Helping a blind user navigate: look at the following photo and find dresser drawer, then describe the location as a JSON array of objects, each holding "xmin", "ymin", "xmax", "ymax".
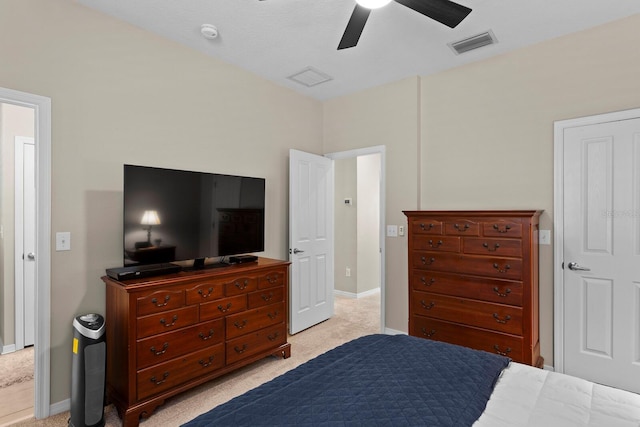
[
  {"xmin": 411, "ymin": 316, "xmax": 524, "ymax": 361},
  {"xmin": 224, "ymin": 276, "xmax": 258, "ymax": 296},
  {"xmin": 248, "ymin": 287, "xmax": 284, "ymax": 308},
  {"xmin": 410, "ymin": 270, "xmax": 523, "ymax": 306},
  {"xmin": 136, "ymin": 343, "xmax": 225, "ymax": 401},
  {"xmin": 409, "ymin": 218, "xmax": 443, "ymax": 235},
  {"xmin": 444, "ymin": 220, "xmax": 480, "ymax": 236},
  {"xmin": 136, "ymin": 319, "xmax": 224, "ymax": 369},
  {"xmin": 410, "ymin": 252, "xmax": 459, "ymax": 272},
  {"xmin": 185, "ymin": 281, "xmax": 224, "ymax": 305},
  {"xmin": 463, "ymin": 238, "xmax": 522, "ymax": 257},
  {"xmin": 226, "ymin": 302, "xmax": 285, "ymax": 339},
  {"xmin": 413, "ymin": 236, "xmax": 460, "ymax": 253},
  {"xmin": 137, "ymin": 306, "xmax": 198, "ymax": 339},
  {"xmin": 411, "ymin": 291, "xmax": 523, "ymax": 335},
  {"xmin": 457, "ymin": 255, "xmax": 523, "ymax": 280},
  {"xmin": 200, "ymin": 294, "xmax": 247, "ymax": 321},
  {"xmin": 137, "ymin": 289, "xmax": 185, "ymax": 316},
  {"xmin": 226, "ymin": 324, "xmax": 286, "ymax": 365},
  {"xmin": 482, "ymin": 220, "xmax": 523, "ymax": 238},
  {"xmin": 258, "ymin": 270, "xmax": 285, "ymax": 289}
]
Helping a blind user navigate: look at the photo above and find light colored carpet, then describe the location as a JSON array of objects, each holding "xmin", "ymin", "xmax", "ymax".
[
  {"xmin": 0, "ymin": 347, "xmax": 34, "ymax": 389},
  {"xmin": 16, "ymin": 292, "xmax": 381, "ymax": 426}
]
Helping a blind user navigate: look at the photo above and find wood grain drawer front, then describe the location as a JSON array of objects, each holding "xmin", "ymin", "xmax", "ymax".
[
  {"xmin": 413, "ymin": 236, "xmax": 460, "ymax": 253},
  {"xmin": 185, "ymin": 282, "xmax": 224, "ymax": 305},
  {"xmin": 137, "ymin": 306, "xmax": 198, "ymax": 339},
  {"xmin": 411, "ymin": 291, "xmax": 523, "ymax": 335},
  {"xmin": 457, "ymin": 255, "xmax": 523, "ymax": 280},
  {"xmin": 136, "ymin": 319, "xmax": 224, "ymax": 369},
  {"xmin": 410, "ymin": 218, "xmax": 443, "ymax": 235},
  {"xmin": 445, "ymin": 220, "xmax": 479, "ymax": 236},
  {"xmin": 482, "ymin": 220, "xmax": 522, "ymax": 238},
  {"xmin": 463, "ymin": 238, "xmax": 522, "ymax": 257},
  {"xmin": 411, "ymin": 316, "xmax": 524, "ymax": 361},
  {"xmin": 224, "ymin": 276, "xmax": 258, "ymax": 296},
  {"xmin": 200, "ymin": 294, "xmax": 247, "ymax": 321},
  {"xmin": 225, "ymin": 302, "xmax": 285, "ymax": 339},
  {"xmin": 226, "ymin": 324, "xmax": 286, "ymax": 365},
  {"xmin": 258, "ymin": 270, "xmax": 285, "ymax": 289},
  {"xmin": 411, "ymin": 252, "xmax": 458, "ymax": 273},
  {"xmin": 136, "ymin": 343, "xmax": 225, "ymax": 401},
  {"xmin": 248, "ymin": 287, "xmax": 284, "ymax": 309},
  {"xmin": 410, "ymin": 271, "xmax": 523, "ymax": 306},
  {"xmin": 137, "ymin": 289, "xmax": 185, "ymax": 316}
]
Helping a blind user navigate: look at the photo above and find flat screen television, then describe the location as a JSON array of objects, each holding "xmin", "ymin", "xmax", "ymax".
[{"xmin": 123, "ymin": 164, "xmax": 265, "ymax": 268}]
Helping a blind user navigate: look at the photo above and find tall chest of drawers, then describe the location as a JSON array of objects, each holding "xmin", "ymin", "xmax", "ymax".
[
  {"xmin": 101, "ymin": 257, "xmax": 291, "ymax": 427},
  {"xmin": 403, "ymin": 211, "xmax": 543, "ymax": 367}
]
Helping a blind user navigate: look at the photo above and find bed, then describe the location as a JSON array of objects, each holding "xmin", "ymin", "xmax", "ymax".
[{"xmin": 182, "ymin": 334, "xmax": 640, "ymax": 426}]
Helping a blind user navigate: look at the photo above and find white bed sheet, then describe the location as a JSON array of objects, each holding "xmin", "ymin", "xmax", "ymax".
[{"xmin": 474, "ymin": 362, "xmax": 640, "ymax": 427}]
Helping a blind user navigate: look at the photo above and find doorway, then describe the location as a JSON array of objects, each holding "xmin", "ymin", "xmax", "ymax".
[
  {"xmin": 553, "ymin": 107, "xmax": 640, "ymax": 393},
  {"xmin": 0, "ymin": 87, "xmax": 52, "ymax": 419}
]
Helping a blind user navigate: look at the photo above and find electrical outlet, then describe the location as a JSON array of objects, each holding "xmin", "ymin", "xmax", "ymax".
[
  {"xmin": 56, "ymin": 231, "xmax": 71, "ymax": 251},
  {"xmin": 346, "ymin": 267, "xmax": 351, "ymax": 277}
]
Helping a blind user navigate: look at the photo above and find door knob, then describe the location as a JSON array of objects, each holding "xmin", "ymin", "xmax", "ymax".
[
  {"xmin": 27, "ymin": 252, "xmax": 36, "ymax": 260},
  {"xmin": 567, "ymin": 262, "xmax": 590, "ymax": 271},
  {"xmin": 293, "ymin": 248, "xmax": 305, "ymax": 254}
]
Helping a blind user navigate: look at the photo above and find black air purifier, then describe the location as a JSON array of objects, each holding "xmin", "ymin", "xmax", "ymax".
[{"xmin": 69, "ymin": 313, "xmax": 106, "ymax": 427}]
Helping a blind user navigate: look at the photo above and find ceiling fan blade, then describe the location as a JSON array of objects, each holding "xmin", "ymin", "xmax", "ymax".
[
  {"xmin": 338, "ymin": 4, "xmax": 371, "ymax": 50},
  {"xmin": 394, "ymin": 0, "xmax": 471, "ymax": 28}
]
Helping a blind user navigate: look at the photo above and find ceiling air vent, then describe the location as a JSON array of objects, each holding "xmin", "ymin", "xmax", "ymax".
[
  {"xmin": 449, "ymin": 30, "xmax": 497, "ymax": 55},
  {"xmin": 287, "ymin": 67, "xmax": 333, "ymax": 87}
]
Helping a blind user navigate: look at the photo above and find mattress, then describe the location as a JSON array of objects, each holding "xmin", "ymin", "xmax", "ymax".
[{"xmin": 474, "ymin": 362, "xmax": 640, "ymax": 427}]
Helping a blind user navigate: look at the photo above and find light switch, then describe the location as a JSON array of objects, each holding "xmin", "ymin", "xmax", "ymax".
[
  {"xmin": 56, "ymin": 232, "xmax": 71, "ymax": 251},
  {"xmin": 539, "ymin": 230, "xmax": 551, "ymax": 245},
  {"xmin": 387, "ymin": 225, "xmax": 398, "ymax": 237}
]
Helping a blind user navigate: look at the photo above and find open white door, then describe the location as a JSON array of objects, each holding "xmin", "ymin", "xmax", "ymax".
[{"xmin": 289, "ymin": 149, "xmax": 334, "ymax": 334}]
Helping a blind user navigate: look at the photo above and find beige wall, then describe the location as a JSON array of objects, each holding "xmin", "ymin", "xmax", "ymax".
[
  {"xmin": 356, "ymin": 153, "xmax": 380, "ymax": 294},
  {"xmin": 334, "ymin": 157, "xmax": 357, "ymax": 293},
  {"xmin": 0, "ymin": 0, "xmax": 322, "ymax": 403},
  {"xmin": 419, "ymin": 14, "xmax": 640, "ymax": 365}
]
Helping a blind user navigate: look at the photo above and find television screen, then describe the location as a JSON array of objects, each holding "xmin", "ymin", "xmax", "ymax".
[{"xmin": 123, "ymin": 164, "xmax": 265, "ymax": 267}]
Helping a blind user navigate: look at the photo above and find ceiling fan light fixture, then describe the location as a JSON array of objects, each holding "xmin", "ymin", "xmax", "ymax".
[{"xmin": 355, "ymin": 0, "xmax": 392, "ymax": 9}]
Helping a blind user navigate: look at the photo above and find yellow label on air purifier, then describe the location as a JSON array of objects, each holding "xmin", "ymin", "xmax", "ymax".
[{"xmin": 73, "ymin": 337, "xmax": 78, "ymax": 354}]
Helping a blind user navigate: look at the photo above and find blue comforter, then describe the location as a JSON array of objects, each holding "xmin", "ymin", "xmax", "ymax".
[{"xmin": 182, "ymin": 334, "xmax": 510, "ymax": 426}]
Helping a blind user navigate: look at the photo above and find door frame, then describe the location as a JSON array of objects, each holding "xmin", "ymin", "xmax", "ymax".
[
  {"xmin": 325, "ymin": 145, "xmax": 386, "ymax": 333},
  {"xmin": 0, "ymin": 87, "xmax": 52, "ymax": 419},
  {"xmin": 553, "ymin": 107, "xmax": 640, "ymax": 374}
]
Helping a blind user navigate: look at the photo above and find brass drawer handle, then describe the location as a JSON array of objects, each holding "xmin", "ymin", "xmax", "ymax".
[
  {"xmin": 234, "ymin": 280, "xmax": 249, "ymax": 290},
  {"xmin": 482, "ymin": 242, "xmax": 501, "ymax": 252},
  {"xmin": 493, "ymin": 313, "xmax": 512, "ymax": 324},
  {"xmin": 493, "ymin": 345, "xmax": 512, "ymax": 356},
  {"xmin": 234, "ymin": 344, "xmax": 247, "ymax": 354},
  {"xmin": 267, "ymin": 311, "xmax": 279, "ymax": 320},
  {"xmin": 261, "ymin": 292, "xmax": 274, "ymax": 302},
  {"xmin": 421, "ymin": 328, "xmax": 436, "ymax": 338},
  {"xmin": 150, "ymin": 372, "xmax": 169, "ymax": 385},
  {"xmin": 199, "ymin": 356, "xmax": 215, "ymax": 368},
  {"xmin": 493, "ymin": 287, "xmax": 512, "ymax": 297},
  {"xmin": 150, "ymin": 342, "xmax": 169, "ymax": 356},
  {"xmin": 420, "ymin": 300, "xmax": 435, "ymax": 310},
  {"xmin": 234, "ymin": 320, "xmax": 247, "ymax": 329},
  {"xmin": 151, "ymin": 295, "xmax": 170, "ymax": 307},
  {"xmin": 160, "ymin": 315, "xmax": 178, "ymax": 328},
  {"xmin": 493, "ymin": 263, "xmax": 511, "ymax": 274},
  {"xmin": 419, "ymin": 277, "xmax": 435, "ymax": 286},
  {"xmin": 453, "ymin": 223, "xmax": 470, "ymax": 232},
  {"xmin": 268, "ymin": 332, "xmax": 280, "ymax": 341},
  {"xmin": 420, "ymin": 256, "xmax": 436, "ymax": 265},
  {"xmin": 218, "ymin": 303, "xmax": 232, "ymax": 313},
  {"xmin": 198, "ymin": 287, "xmax": 214, "ymax": 298},
  {"xmin": 428, "ymin": 239, "xmax": 443, "ymax": 248},
  {"xmin": 419, "ymin": 223, "xmax": 435, "ymax": 231},
  {"xmin": 266, "ymin": 275, "xmax": 278, "ymax": 284},
  {"xmin": 199, "ymin": 329, "xmax": 215, "ymax": 340},
  {"xmin": 493, "ymin": 224, "xmax": 512, "ymax": 233}
]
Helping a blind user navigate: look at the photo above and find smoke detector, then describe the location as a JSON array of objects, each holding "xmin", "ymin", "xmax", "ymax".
[{"xmin": 201, "ymin": 24, "xmax": 218, "ymax": 40}]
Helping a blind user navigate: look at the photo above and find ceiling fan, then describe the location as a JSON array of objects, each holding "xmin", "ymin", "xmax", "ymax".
[{"xmin": 259, "ymin": 0, "xmax": 472, "ymax": 50}]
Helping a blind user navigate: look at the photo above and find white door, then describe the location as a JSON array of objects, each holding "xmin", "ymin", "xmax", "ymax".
[
  {"xmin": 289, "ymin": 149, "xmax": 334, "ymax": 334},
  {"xmin": 561, "ymin": 117, "xmax": 640, "ymax": 393},
  {"xmin": 15, "ymin": 136, "xmax": 36, "ymax": 348}
]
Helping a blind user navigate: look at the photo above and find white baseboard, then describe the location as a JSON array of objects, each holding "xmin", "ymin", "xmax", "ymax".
[
  {"xmin": 49, "ymin": 398, "xmax": 70, "ymax": 417},
  {"xmin": 1, "ymin": 343, "xmax": 16, "ymax": 355},
  {"xmin": 384, "ymin": 327, "xmax": 406, "ymax": 335},
  {"xmin": 334, "ymin": 287, "xmax": 380, "ymax": 299}
]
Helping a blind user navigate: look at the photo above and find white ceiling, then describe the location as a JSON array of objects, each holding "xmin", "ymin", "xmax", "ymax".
[{"xmin": 76, "ymin": 0, "xmax": 640, "ymax": 101}]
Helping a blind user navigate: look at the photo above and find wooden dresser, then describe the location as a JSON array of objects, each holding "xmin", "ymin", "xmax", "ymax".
[
  {"xmin": 101, "ymin": 257, "xmax": 291, "ymax": 427},
  {"xmin": 403, "ymin": 211, "xmax": 543, "ymax": 367}
]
